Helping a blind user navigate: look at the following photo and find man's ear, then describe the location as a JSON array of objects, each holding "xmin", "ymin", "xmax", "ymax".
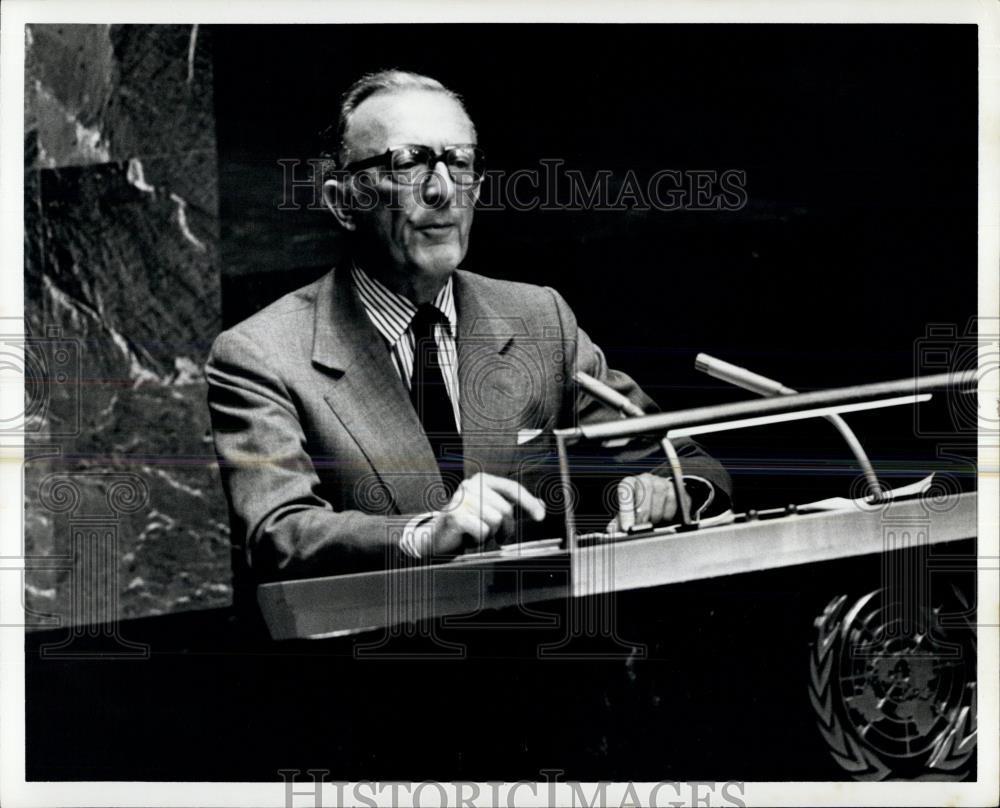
[{"xmin": 322, "ymin": 177, "xmax": 356, "ymax": 232}]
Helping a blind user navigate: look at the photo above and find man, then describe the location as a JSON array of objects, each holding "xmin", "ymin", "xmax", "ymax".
[{"xmin": 206, "ymin": 70, "xmax": 731, "ymax": 583}]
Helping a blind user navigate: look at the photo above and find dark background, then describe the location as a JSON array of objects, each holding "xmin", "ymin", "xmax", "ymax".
[{"xmin": 213, "ymin": 23, "xmax": 979, "ymax": 508}]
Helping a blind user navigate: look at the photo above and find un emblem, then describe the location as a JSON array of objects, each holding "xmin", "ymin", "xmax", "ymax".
[{"xmin": 809, "ymin": 588, "xmax": 976, "ymax": 780}]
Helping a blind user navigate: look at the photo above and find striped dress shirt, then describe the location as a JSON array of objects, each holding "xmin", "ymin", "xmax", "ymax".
[{"xmin": 352, "ymin": 263, "xmax": 461, "ymax": 429}]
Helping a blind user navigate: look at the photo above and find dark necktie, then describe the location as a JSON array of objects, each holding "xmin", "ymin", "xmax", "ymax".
[{"xmin": 409, "ymin": 304, "xmax": 462, "ymax": 495}]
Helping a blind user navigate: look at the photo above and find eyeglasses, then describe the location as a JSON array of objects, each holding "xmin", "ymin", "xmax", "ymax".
[{"xmin": 345, "ymin": 144, "xmax": 485, "ymax": 187}]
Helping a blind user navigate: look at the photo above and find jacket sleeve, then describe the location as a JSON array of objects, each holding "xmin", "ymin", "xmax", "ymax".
[
  {"xmin": 206, "ymin": 327, "xmax": 413, "ymax": 581},
  {"xmin": 546, "ymin": 287, "xmax": 734, "ymax": 515}
]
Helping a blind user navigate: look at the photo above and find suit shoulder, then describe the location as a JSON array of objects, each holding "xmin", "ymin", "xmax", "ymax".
[
  {"xmin": 455, "ymin": 269, "xmax": 564, "ymax": 312},
  {"xmin": 208, "ymin": 271, "xmax": 328, "ymax": 363},
  {"xmin": 213, "ymin": 271, "xmax": 327, "ymax": 340}
]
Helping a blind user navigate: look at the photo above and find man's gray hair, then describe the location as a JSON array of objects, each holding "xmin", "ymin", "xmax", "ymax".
[{"xmin": 319, "ymin": 69, "xmax": 471, "ymax": 181}]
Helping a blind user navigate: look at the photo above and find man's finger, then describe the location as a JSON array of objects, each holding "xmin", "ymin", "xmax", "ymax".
[
  {"xmin": 454, "ymin": 512, "xmax": 491, "ymax": 544},
  {"xmin": 501, "ymin": 508, "xmax": 517, "ymax": 541},
  {"xmin": 453, "ymin": 486, "xmax": 503, "ymax": 532},
  {"xmin": 475, "ymin": 502, "xmax": 505, "ymax": 531},
  {"xmin": 478, "ymin": 473, "xmax": 546, "ymax": 521},
  {"xmin": 644, "ymin": 474, "xmax": 675, "ymax": 525},
  {"xmin": 478, "ymin": 485, "xmax": 515, "ymax": 520},
  {"xmin": 616, "ymin": 477, "xmax": 637, "ymax": 531},
  {"xmin": 634, "ymin": 474, "xmax": 654, "ymax": 524}
]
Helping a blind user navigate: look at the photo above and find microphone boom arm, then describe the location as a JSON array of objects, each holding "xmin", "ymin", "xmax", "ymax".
[{"xmin": 695, "ymin": 353, "xmax": 883, "ymax": 502}]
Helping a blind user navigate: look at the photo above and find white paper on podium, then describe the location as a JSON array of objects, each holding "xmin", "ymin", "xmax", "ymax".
[{"xmin": 796, "ymin": 473, "xmax": 936, "ymax": 513}]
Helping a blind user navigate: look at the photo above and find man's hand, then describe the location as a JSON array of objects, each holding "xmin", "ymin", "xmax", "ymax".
[
  {"xmin": 609, "ymin": 473, "xmax": 690, "ymax": 532},
  {"xmin": 418, "ymin": 472, "xmax": 547, "ymax": 557}
]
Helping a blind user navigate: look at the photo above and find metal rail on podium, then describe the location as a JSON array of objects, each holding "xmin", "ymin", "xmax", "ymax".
[{"xmin": 257, "ymin": 370, "xmax": 979, "ymax": 641}]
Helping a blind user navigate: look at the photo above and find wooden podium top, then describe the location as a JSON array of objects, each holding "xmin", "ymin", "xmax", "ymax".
[{"xmin": 257, "ymin": 491, "xmax": 977, "ymax": 640}]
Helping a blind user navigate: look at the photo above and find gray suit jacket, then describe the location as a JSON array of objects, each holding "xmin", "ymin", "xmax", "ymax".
[{"xmin": 206, "ymin": 266, "xmax": 731, "ymax": 582}]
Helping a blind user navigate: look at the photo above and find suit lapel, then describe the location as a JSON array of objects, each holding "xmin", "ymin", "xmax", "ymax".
[
  {"xmin": 453, "ymin": 271, "xmax": 522, "ymax": 480},
  {"xmin": 312, "ymin": 267, "xmax": 442, "ymax": 514}
]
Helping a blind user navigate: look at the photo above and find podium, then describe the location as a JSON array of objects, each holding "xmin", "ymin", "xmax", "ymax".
[
  {"xmin": 259, "ymin": 370, "xmax": 980, "ymax": 642},
  {"xmin": 258, "ymin": 492, "xmax": 977, "ymax": 640}
]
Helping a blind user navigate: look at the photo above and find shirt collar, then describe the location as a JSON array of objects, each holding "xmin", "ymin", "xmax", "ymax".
[{"xmin": 351, "ymin": 261, "xmax": 457, "ymax": 349}]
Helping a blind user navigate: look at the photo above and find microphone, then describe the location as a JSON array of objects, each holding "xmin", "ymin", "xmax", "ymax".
[
  {"xmin": 573, "ymin": 370, "xmax": 646, "ymax": 418},
  {"xmin": 695, "ymin": 353, "xmax": 884, "ymax": 502},
  {"xmin": 695, "ymin": 354, "xmax": 796, "ymax": 397}
]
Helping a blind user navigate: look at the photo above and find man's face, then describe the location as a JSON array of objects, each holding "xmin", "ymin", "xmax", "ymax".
[{"xmin": 339, "ymin": 89, "xmax": 478, "ymax": 286}]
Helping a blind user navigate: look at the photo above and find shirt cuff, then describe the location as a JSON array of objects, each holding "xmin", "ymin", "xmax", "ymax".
[
  {"xmin": 399, "ymin": 512, "xmax": 436, "ymax": 559},
  {"xmin": 683, "ymin": 474, "xmax": 724, "ymax": 520}
]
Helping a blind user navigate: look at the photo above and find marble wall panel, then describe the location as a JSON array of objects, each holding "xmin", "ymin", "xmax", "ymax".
[
  {"xmin": 36, "ymin": 154, "xmax": 219, "ymax": 376},
  {"xmin": 26, "ymin": 24, "xmax": 214, "ymax": 169},
  {"xmin": 24, "ymin": 24, "xmax": 231, "ymax": 629}
]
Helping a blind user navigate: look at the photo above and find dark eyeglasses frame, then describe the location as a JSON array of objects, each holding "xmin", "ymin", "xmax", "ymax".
[{"xmin": 344, "ymin": 144, "xmax": 485, "ymax": 186}]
